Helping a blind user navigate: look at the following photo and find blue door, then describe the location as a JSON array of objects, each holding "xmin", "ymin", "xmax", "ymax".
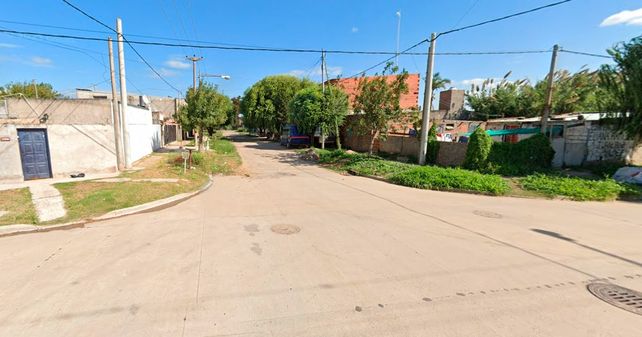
[{"xmin": 18, "ymin": 129, "xmax": 52, "ymax": 180}]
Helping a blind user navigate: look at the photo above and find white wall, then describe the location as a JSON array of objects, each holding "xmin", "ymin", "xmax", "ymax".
[{"xmin": 125, "ymin": 105, "xmax": 161, "ymax": 164}]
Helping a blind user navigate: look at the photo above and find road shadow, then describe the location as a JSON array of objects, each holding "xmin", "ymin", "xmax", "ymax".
[{"xmin": 531, "ymin": 228, "xmax": 642, "ymax": 268}]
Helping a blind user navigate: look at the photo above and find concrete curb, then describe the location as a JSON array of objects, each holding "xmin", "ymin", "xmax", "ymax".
[{"xmin": 0, "ymin": 177, "xmax": 213, "ymax": 239}]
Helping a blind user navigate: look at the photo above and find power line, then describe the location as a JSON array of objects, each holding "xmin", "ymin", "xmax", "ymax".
[
  {"xmin": 437, "ymin": 0, "xmax": 573, "ymax": 37},
  {"xmin": 60, "ymin": 0, "xmax": 182, "ymax": 94},
  {"xmin": 0, "ymin": 28, "xmax": 555, "ymax": 56},
  {"xmin": 559, "ymin": 49, "xmax": 611, "ymax": 59},
  {"xmin": 0, "ymin": 18, "xmax": 273, "ymax": 49},
  {"xmin": 347, "ymin": 39, "xmax": 428, "ymax": 78},
  {"xmin": 1, "ymin": 27, "xmax": 609, "ymax": 62}
]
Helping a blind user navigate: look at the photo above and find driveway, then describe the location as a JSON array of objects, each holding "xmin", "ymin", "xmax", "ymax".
[{"xmin": 0, "ymin": 135, "xmax": 641, "ymax": 336}]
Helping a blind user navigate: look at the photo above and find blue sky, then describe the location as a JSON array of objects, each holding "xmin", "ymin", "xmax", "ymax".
[{"xmin": 0, "ymin": 0, "xmax": 641, "ymax": 99}]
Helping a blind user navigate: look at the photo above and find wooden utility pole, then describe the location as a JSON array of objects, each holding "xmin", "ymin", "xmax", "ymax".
[
  {"xmin": 186, "ymin": 55, "xmax": 203, "ymax": 90},
  {"xmin": 116, "ymin": 18, "xmax": 131, "ymax": 168},
  {"xmin": 541, "ymin": 44, "xmax": 559, "ymax": 135},
  {"xmin": 108, "ymin": 37, "xmax": 124, "ymax": 170},
  {"xmin": 418, "ymin": 33, "xmax": 437, "ymax": 165}
]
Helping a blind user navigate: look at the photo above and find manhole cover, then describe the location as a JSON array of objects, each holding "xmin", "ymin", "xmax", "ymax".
[
  {"xmin": 473, "ymin": 210, "xmax": 503, "ymax": 219},
  {"xmin": 587, "ymin": 283, "xmax": 642, "ymax": 315},
  {"xmin": 270, "ymin": 224, "xmax": 300, "ymax": 235}
]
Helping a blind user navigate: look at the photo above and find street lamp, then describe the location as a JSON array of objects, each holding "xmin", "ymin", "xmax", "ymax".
[{"xmin": 199, "ymin": 73, "xmax": 231, "ymax": 81}]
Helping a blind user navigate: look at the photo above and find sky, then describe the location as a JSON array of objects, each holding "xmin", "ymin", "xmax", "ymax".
[{"xmin": 0, "ymin": 0, "xmax": 641, "ymax": 100}]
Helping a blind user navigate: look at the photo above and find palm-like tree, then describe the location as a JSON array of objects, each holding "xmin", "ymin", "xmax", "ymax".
[{"xmin": 431, "ymin": 72, "xmax": 451, "ymax": 109}]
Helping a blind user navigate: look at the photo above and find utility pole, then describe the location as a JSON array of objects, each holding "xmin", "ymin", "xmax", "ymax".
[
  {"xmin": 32, "ymin": 80, "xmax": 39, "ymax": 99},
  {"xmin": 541, "ymin": 44, "xmax": 559, "ymax": 135},
  {"xmin": 108, "ymin": 37, "xmax": 124, "ymax": 171},
  {"xmin": 186, "ymin": 55, "xmax": 203, "ymax": 90},
  {"xmin": 116, "ymin": 18, "xmax": 131, "ymax": 168},
  {"xmin": 418, "ymin": 33, "xmax": 437, "ymax": 166},
  {"xmin": 321, "ymin": 50, "xmax": 325, "ymax": 93}
]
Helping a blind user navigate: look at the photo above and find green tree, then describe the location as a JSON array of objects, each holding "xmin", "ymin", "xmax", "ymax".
[
  {"xmin": 0, "ymin": 81, "xmax": 61, "ymax": 99},
  {"xmin": 179, "ymin": 81, "xmax": 231, "ymax": 151},
  {"xmin": 240, "ymin": 75, "xmax": 314, "ymax": 138},
  {"xmin": 431, "ymin": 72, "xmax": 451, "ymax": 109},
  {"xmin": 228, "ymin": 96, "xmax": 241, "ymax": 128},
  {"xmin": 599, "ymin": 36, "xmax": 642, "ymax": 140},
  {"xmin": 289, "ymin": 85, "xmax": 324, "ymax": 146},
  {"xmin": 322, "ymin": 85, "xmax": 349, "ymax": 149},
  {"xmin": 353, "ymin": 63, "xmax": 409, "ymax": 154},
  {"xmin": 466, "ymin": 69, "xmax": 602, "ymax": 120}
]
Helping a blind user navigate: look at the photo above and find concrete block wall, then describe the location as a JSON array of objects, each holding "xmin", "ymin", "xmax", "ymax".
[
  {"xmin": 125, "ymin": 105, "xmax": 161, "ymax": 164},
  {"xmin": 585, "ymin": 125, "xmax": 634, "ymax": 162},
  {"xmin": 436, "ymin": 142, "xmax": 468, "ymax": 167}
]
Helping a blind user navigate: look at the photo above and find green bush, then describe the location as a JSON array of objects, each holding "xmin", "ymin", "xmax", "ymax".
[
  {"xmin": 390, "ymin": 166, "xmax": 509, "ymax": 195},
  {"xmin": 520, "ymin": 174, "xmax": 624, "ymax": 201},
  {"xmin": 427, "ymin": 124, "xmax": 440, "ymax": 165},
  {"xmin": 487, "ymin": 133, "xmax": 555, "ymax": 175},
  {"xmin": 463, "ymin": 128, "xmax": 493, "ymax": 171}
]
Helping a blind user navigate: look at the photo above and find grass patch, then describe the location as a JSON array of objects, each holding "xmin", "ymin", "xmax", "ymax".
[
  {"xmin": 0, "ymin": 188, "xmax": 38, "ymax": 225},
  {"xmin": 316, "ymin": 149, "xmax": 509, "ymax": 195},
  {"xmin": 53, "ymin": 140, "xmax": 241, "ymax": 223},
  {"xmin": 519, "ymin": 174, "xmax": 627, "ymax": 201},
  {"xmin": 390, "ymin": 166, "xmax": 509, "ymax": 195}
]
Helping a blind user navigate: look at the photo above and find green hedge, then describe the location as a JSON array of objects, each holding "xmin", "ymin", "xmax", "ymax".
[
  {"xmin": 463, "ymin": 130, "xmax": 555, "ymax": 176},
  {"xmin": 487, "ymin": 133, "xmax": 555, "ymax": 175},
  {"xmin": 389, "ymin": 166, "xmax": 509, "ymax": 195}
]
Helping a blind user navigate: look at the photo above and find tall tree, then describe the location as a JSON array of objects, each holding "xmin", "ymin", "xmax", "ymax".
[
  {"xmin": 179, "ymin": 81, "xmax": 231, "ymax": 151},
  {"xmin": 353, "ymin": 63, "xmax": 409, "ymax": 154},
  {"xmin": 289, "ymin": 86, "xmax": 324, "ymax": 147},
  {"xmin": 289, "ymin": 85, "xmax": 350, "ymax": 149},
  {"xmin": 240, "ymin": 75, "xmax": 315, "ymax": 138},
  {"xmin": 323, "ymin": 85, "xmax": 349, "ymax": 149},
  {"xmin": 0, "ymin": 81, "xmax": 61, "ymax": 99},
  {"xmin": 431, "ymin": 72, "xmax": 451, "ymax": 109},
  {"xmin": 599, "ymin": 36, "xmax": 642, "ymax": 141}
]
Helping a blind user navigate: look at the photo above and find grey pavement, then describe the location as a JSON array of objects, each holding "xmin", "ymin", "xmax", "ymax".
[{"xmin": 0, "ymin": 135, "xmax": 641, "ymax": 336}]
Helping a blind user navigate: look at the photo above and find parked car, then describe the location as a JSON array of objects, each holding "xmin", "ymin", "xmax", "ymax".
[{"xmin": 280, "ymin": 124, "xmax": 311, "ymax": 148}]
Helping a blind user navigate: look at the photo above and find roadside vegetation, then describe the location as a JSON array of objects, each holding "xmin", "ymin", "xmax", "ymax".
[
  {"xmin": 314, "ymin": 148, "xmax": 640, "ymax": 201},
  {"xmin": 53, "ymin": 134, "xmax": 241, "ymax": 223},
  {"xmin": 0, "ymin": 188, "xmax": 38, "ymax": 225}
]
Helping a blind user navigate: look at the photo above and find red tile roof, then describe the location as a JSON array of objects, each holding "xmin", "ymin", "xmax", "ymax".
[{"xmin": 329, "ymin": 73, "xmax": 420, "ymax": 110}]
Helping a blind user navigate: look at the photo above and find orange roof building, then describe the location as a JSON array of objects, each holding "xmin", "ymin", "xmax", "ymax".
[{"xmin": 328, "ymin": 73, "xmax": 420, "ymax": 110}]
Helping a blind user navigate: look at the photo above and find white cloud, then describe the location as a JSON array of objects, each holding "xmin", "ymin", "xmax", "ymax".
[
  {"xmin": 351, "ymin": 27, "xmax": 359, "ymax": 33},
  {"xmin": 0, "ymin": 43, "xmax": 19, "ymax": 48},
  {"xmin": 600, "ymin": 8, "xmax": 642, "ymax": 26},
  {"xmin": 30, "ymin": 56, "xmax": 52, "ymax": 67},
  {"xmin": 151, "ymin": 68, "xmax": 178, "ymax": 78},
  {"xmin": 288, "ymin": 65, "xmax": 343, "ymax": 78},
  {"xmin": 165, "ymin": 59, "xmax": 190, "ymax": 69}
]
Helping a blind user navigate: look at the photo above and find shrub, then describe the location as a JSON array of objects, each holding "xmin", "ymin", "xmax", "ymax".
[
  {"xmin": 426, "ymin": 124, "xmax": 440, "ymax": 165},
  {"xmin": 520, "ymin": 174, "xmax": 624, "ymax": 201},
  {"xmin": 346, "ymin": 157, "xmax": 411, "ymax": 177},
  {"xmin": 487, "ymin": 133, "xmax": 555, "ymax": 175},
  {"xmin": 463, "ymin": 127, "xmax": 493, "ymax": 171},
  {"xmin": 390, "ymin": 166, "xmax": 509, "ymax": 195}
]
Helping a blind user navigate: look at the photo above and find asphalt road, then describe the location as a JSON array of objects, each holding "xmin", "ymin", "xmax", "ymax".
[{"xmin": 1, "ymin": 135, "xmax": 641, "ymax": 336}]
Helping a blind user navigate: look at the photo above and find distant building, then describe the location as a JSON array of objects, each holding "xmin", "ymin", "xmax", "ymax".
[{"xmin": 328, "ymin": 73, "xmax": 420, "ymax": 110}]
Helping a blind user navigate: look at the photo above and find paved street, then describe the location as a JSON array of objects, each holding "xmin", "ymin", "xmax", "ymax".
[{"xmin": 1, "ymin": 136, "xmax": 641, "ymax": 337}]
